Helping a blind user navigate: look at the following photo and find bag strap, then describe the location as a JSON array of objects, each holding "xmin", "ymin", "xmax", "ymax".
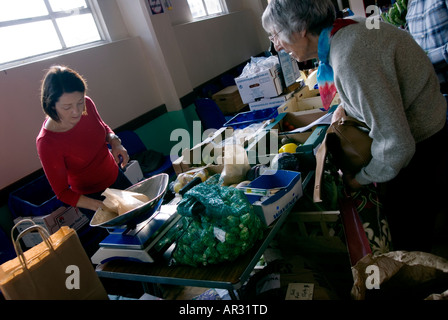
[
  {"xmin": 313, "ymin": 133, "xmax": 329, "ymax": 203},
  {"xmin": 337, "ymin": 116, "xmax": 370, "ymax": 131},
  {"xmin": 11, "ymin": 219, "xmax": 54, "ymax": 269}
]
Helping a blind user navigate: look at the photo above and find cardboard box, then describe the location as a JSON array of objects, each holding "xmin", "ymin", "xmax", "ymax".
[
  {"xmin": 13, "ymin": 206, "xmax": 89, "ymax": 247},
  {"xmin": 294, "ymin": 85, "xmax": 320, "ymax": 100},
  {"xmin": 12, "ymin": 217, "xmax": 48, "ymax": 248},
  {"xmin": 247, "ymin": 109, "xmax": 325, "ymax": 164},
  {"xmin": 172, "ymin": 155, "xmax": 195, "ymax": 175},
  {"xmin": 278, "ymin": 94, "xmax": 340, "ymax": 114},
  {"xmin": 36, "ymin": 206, "xmax": 88, "ymax": 234},
  {"xmin": 305, "ymin": 70, "xmax": 318, "ymax": 88},
  {"xmin": 244, "ymin": 170, "xmax": 303, "ymax": 226},
  {"xmin": 124, "ymin": 160, "xmax": 144, "ymax": 184},
  {"xmin": 249, "ymin": 92, "xmax": 294, "ymax": 111},
  {"xmin": 278, "ymin": 86, "xmax": 319, "ymax": 113},
  {"xmin": 212, "ymin": 85, "xmax": 247, "ymax": 115},
  {"xmin": 235, "ymin": 64, "xmax": 284, "ymax": 104},
  {"xmin": 278, "ymin": 50, "xmax": 302, "ymax": 87},
  {"xmin": 181, "ymin": 127, "xmax": 234, "ymax": 168},
  {"xmin": 277, "ymin": 96, "xmax": 299, "ymax": 114},
  {"xmin": 246, "ymin": 109, "xmax": 327, "ymax": 166}
]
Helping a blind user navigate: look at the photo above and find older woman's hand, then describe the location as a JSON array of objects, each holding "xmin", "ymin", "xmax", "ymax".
[
  {"xmin": 331, "ymin": 105, "xmax": 346, "ymax": 123},
  {"xmin": 343, "ymin": 172, "xmax": 363, "ymax": 191}
]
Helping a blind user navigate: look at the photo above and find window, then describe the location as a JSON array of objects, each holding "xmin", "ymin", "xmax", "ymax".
[
  {"xmin": 187, "ymin": 0, "xmax": 226, "ymax": 20},
  {"xmin": 0, "ymin": 0, "xmax": 105, "ymax": 66}
]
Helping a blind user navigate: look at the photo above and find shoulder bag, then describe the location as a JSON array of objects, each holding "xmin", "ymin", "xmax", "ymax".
[{"xmin": 314, "ymin": 116, "xmax": 372, "ymax": 202}]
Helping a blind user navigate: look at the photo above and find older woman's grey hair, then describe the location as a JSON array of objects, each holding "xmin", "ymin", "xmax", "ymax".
[{"xmin": 262, "ymin": 0, "xmax": 336, "ymax": 43}]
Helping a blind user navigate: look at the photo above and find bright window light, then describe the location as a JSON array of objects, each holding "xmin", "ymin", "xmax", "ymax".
[
  {"xmin": 0, "ymin": 0, "xmax": 105, "ymax": 67},
  {"xmin": 187, "ymin": 0, "xmax": 226, "ymax": 19}
]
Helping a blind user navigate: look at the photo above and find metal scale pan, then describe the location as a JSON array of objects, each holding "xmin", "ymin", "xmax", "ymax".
[
  {"xmin": 90, "ymin": 173, "xmax": 169, "ymax": 229},
  {"xmin": 89, "ymin": 173, "xmax": 175, "ymax": 264}
]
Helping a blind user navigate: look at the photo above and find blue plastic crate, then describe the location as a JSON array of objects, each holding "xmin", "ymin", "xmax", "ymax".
[
  {"xmin": 8, "ymin": 175, "xmax": 64, "ymax": 219},
  {"xmin": 223, "ymin": 107, "xmax": 278, "ymax": 129}
]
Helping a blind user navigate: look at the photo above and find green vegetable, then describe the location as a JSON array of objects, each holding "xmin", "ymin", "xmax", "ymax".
[
  {"xmin": 171, "ymin": 174, "xmax": 264, "ymax": 267},
  {"xmin": 382, "ymin": 0, "xmax": 407, "ymax": 27}
]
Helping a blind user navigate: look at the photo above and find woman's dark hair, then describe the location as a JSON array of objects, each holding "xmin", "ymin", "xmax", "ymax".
[{"xmin": 40, "ymin": 65, "xmax": 87, "ymax": 121}]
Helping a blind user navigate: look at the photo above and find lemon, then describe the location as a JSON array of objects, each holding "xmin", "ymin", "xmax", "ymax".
[{"xmin": 279, "ymin": 143, "xmax": 298, "ymax": 153}]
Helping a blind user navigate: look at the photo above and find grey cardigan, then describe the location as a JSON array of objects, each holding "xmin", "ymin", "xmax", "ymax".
[{"xmin": 329, "ymin": 17, "xmax": 447, "ymax": 184}]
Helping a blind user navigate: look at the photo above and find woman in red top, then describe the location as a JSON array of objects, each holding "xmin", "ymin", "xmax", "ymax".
[{"xmin": 36, "ymin": 66, "xmax": 132, "ymax": 214}]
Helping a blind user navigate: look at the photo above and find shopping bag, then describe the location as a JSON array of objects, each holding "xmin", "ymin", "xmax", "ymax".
[
  {"xmin": 314, "ymin": 116, "xmax": 372, "ymax": 202},
  {"xmin": 351, "ymin": 251, "xmax": 448, "ymax": 300},
  {"xmin": 0, "ymin": 220, "xmax": 108, "ymax": 300}
]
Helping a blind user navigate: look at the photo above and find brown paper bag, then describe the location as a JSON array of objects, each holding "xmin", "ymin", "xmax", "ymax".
[
  {"xmin": 0, "ymin": 220, "xmax": 108, "ymax": 300},
  {"xmin": 351, "ymin": 251, "xmax": 448, "ymax": 300}
]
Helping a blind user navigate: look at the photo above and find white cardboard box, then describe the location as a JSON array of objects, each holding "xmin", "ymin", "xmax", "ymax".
[
  {"xmin": 13, "ymin": 206, "xmax": 89, "ymax": 247},
  {"xmin": 124, "ymin": 160, "xmax": 144, "ymax": 184},
  {"xmin": 278, "ymin": 50, "xmax": 302, "ymax": 87},
  {"xmin": 244, "ymin": 170, "xmax": 303, "ymax": 226},
  {"xmin": 12, "ymin": 217, "xmax": 48, "ymax": 248},
  {"xmin": 249, "ymin": 92, "xmax": 294, "ymax": 111},
  {"xmin": 235, "ymin": 64, "xmax": 284, "ymax": 104},
  {"xmin": 36, "ymin": 206, "xmax": 88, "ymax": 234}
]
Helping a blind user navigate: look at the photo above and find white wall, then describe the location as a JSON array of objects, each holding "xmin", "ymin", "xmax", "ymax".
[
  {"xmin": 0, "ymin": 38, "xmax": 162, "ymax": 190},
  {"xmin": 0, "ymin": 0, "xmax": 267, "ymax": 191},
  {"xmin": 173, "ymin": 10, "xmax": 265, "ymax": 87}
]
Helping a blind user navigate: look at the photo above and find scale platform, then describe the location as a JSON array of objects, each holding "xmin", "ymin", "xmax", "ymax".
[{"xmin": 91, "ymin": 203, "xmax": 182, "ymax": 264}]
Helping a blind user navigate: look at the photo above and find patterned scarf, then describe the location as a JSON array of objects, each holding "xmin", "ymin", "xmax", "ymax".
[{"xmin": 317, "ymin": 19, "xmax": 358, "ymax": 110}]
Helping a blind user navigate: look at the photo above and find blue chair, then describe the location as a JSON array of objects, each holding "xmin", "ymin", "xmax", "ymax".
[
  {"xmin": 201, "ymin": 83, "xmax": 221, "ymax": 98},
  {"xmin": 194, "ymin": 98, "xmax": 230, "ymax": 130},
  {"xmin": 116, "ymin": 130, "xmax": 146, "ymax": 156}
]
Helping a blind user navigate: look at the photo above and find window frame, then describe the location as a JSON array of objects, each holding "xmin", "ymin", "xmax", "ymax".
[
  {"xmin": 188, "ymin": 0, "xmax": 228, "ymax": 21},
  {"xmin": 0, "ymin": 0, "xmax": 109, "ymax": 70}
]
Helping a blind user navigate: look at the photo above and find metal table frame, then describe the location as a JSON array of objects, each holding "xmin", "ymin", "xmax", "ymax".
[{"xmin": 95, "ymin": 172, "xmax": 313, "ymax": 300}]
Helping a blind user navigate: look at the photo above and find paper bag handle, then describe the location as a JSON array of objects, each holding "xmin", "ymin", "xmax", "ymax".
[{"xmin": 10, "ymin": 219, "xmax": 54, "ymax": 269}]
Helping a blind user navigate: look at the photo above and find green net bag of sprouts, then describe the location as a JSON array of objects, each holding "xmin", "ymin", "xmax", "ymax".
[{"xmin": 171, "ymin": 174, "xmax": 264, "ymax": 267}]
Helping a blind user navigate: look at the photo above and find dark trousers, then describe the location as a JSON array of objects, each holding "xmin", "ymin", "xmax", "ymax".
[{"xmin": 378, "ymin": 125, "xmax": 448, "ymax": 252}]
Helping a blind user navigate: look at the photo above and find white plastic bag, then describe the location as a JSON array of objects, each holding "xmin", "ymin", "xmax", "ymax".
[
  {"xmin": 219, "ymin": 144, "xmax": 250, "ymax": 186},
  {"xmin": 101, "ymin": 188, "xmax": 149, "ymax": 215}
]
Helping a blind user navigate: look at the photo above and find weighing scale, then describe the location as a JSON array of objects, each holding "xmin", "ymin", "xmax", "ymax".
[{"xmin": 90, "ymin": 174, "xmax": 182, "ymax": 264}]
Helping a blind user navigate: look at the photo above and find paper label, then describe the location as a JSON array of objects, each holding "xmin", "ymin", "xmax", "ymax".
[
  {"xmin": 213, "ymin": 227, "xmax": 226, "ymax": 243},
  {"xmin": 285, "ymin": 283, "xmax": 314, "ymax": 300}
]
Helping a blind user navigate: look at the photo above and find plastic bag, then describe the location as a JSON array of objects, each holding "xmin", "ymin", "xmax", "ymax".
[
  {"xmin": 171, "ymin": 174, "xmax": 264, "ymax": 267},
  {"xmin": 219, "ymin": 144, "xmax": 251, "ymax": 186},
  {"xmin": 351, "ymin": 251, "xmax": 448, "ymax": 300},
  {"xmin": 101, "ymin": 188, "xmax": 149, "ymax": 215},
  {"xmin": 239, "ymin": 56, "xmax": 279, "ymax": 78}
]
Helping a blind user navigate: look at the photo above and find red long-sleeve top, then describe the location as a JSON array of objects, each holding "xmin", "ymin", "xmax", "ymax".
[{"xmin": 36, "ymin": 96, "xmax": 118, "ymax": 207}]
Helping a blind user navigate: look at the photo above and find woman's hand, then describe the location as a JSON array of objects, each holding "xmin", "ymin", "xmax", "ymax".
[
  {"xmin": 331, "ymin": 105, "xmax": 346, "ymax": 123},
  {"xmin": 108, "ymin": 134, "xmax": 130, "ymax": 168},
  {"xmin": 76, "ymin": 195, "xmax": 104, "ymax": 212},
  {"xmin": 111, "ymin": 142, "xmax": 130, "ymax": 169}
]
